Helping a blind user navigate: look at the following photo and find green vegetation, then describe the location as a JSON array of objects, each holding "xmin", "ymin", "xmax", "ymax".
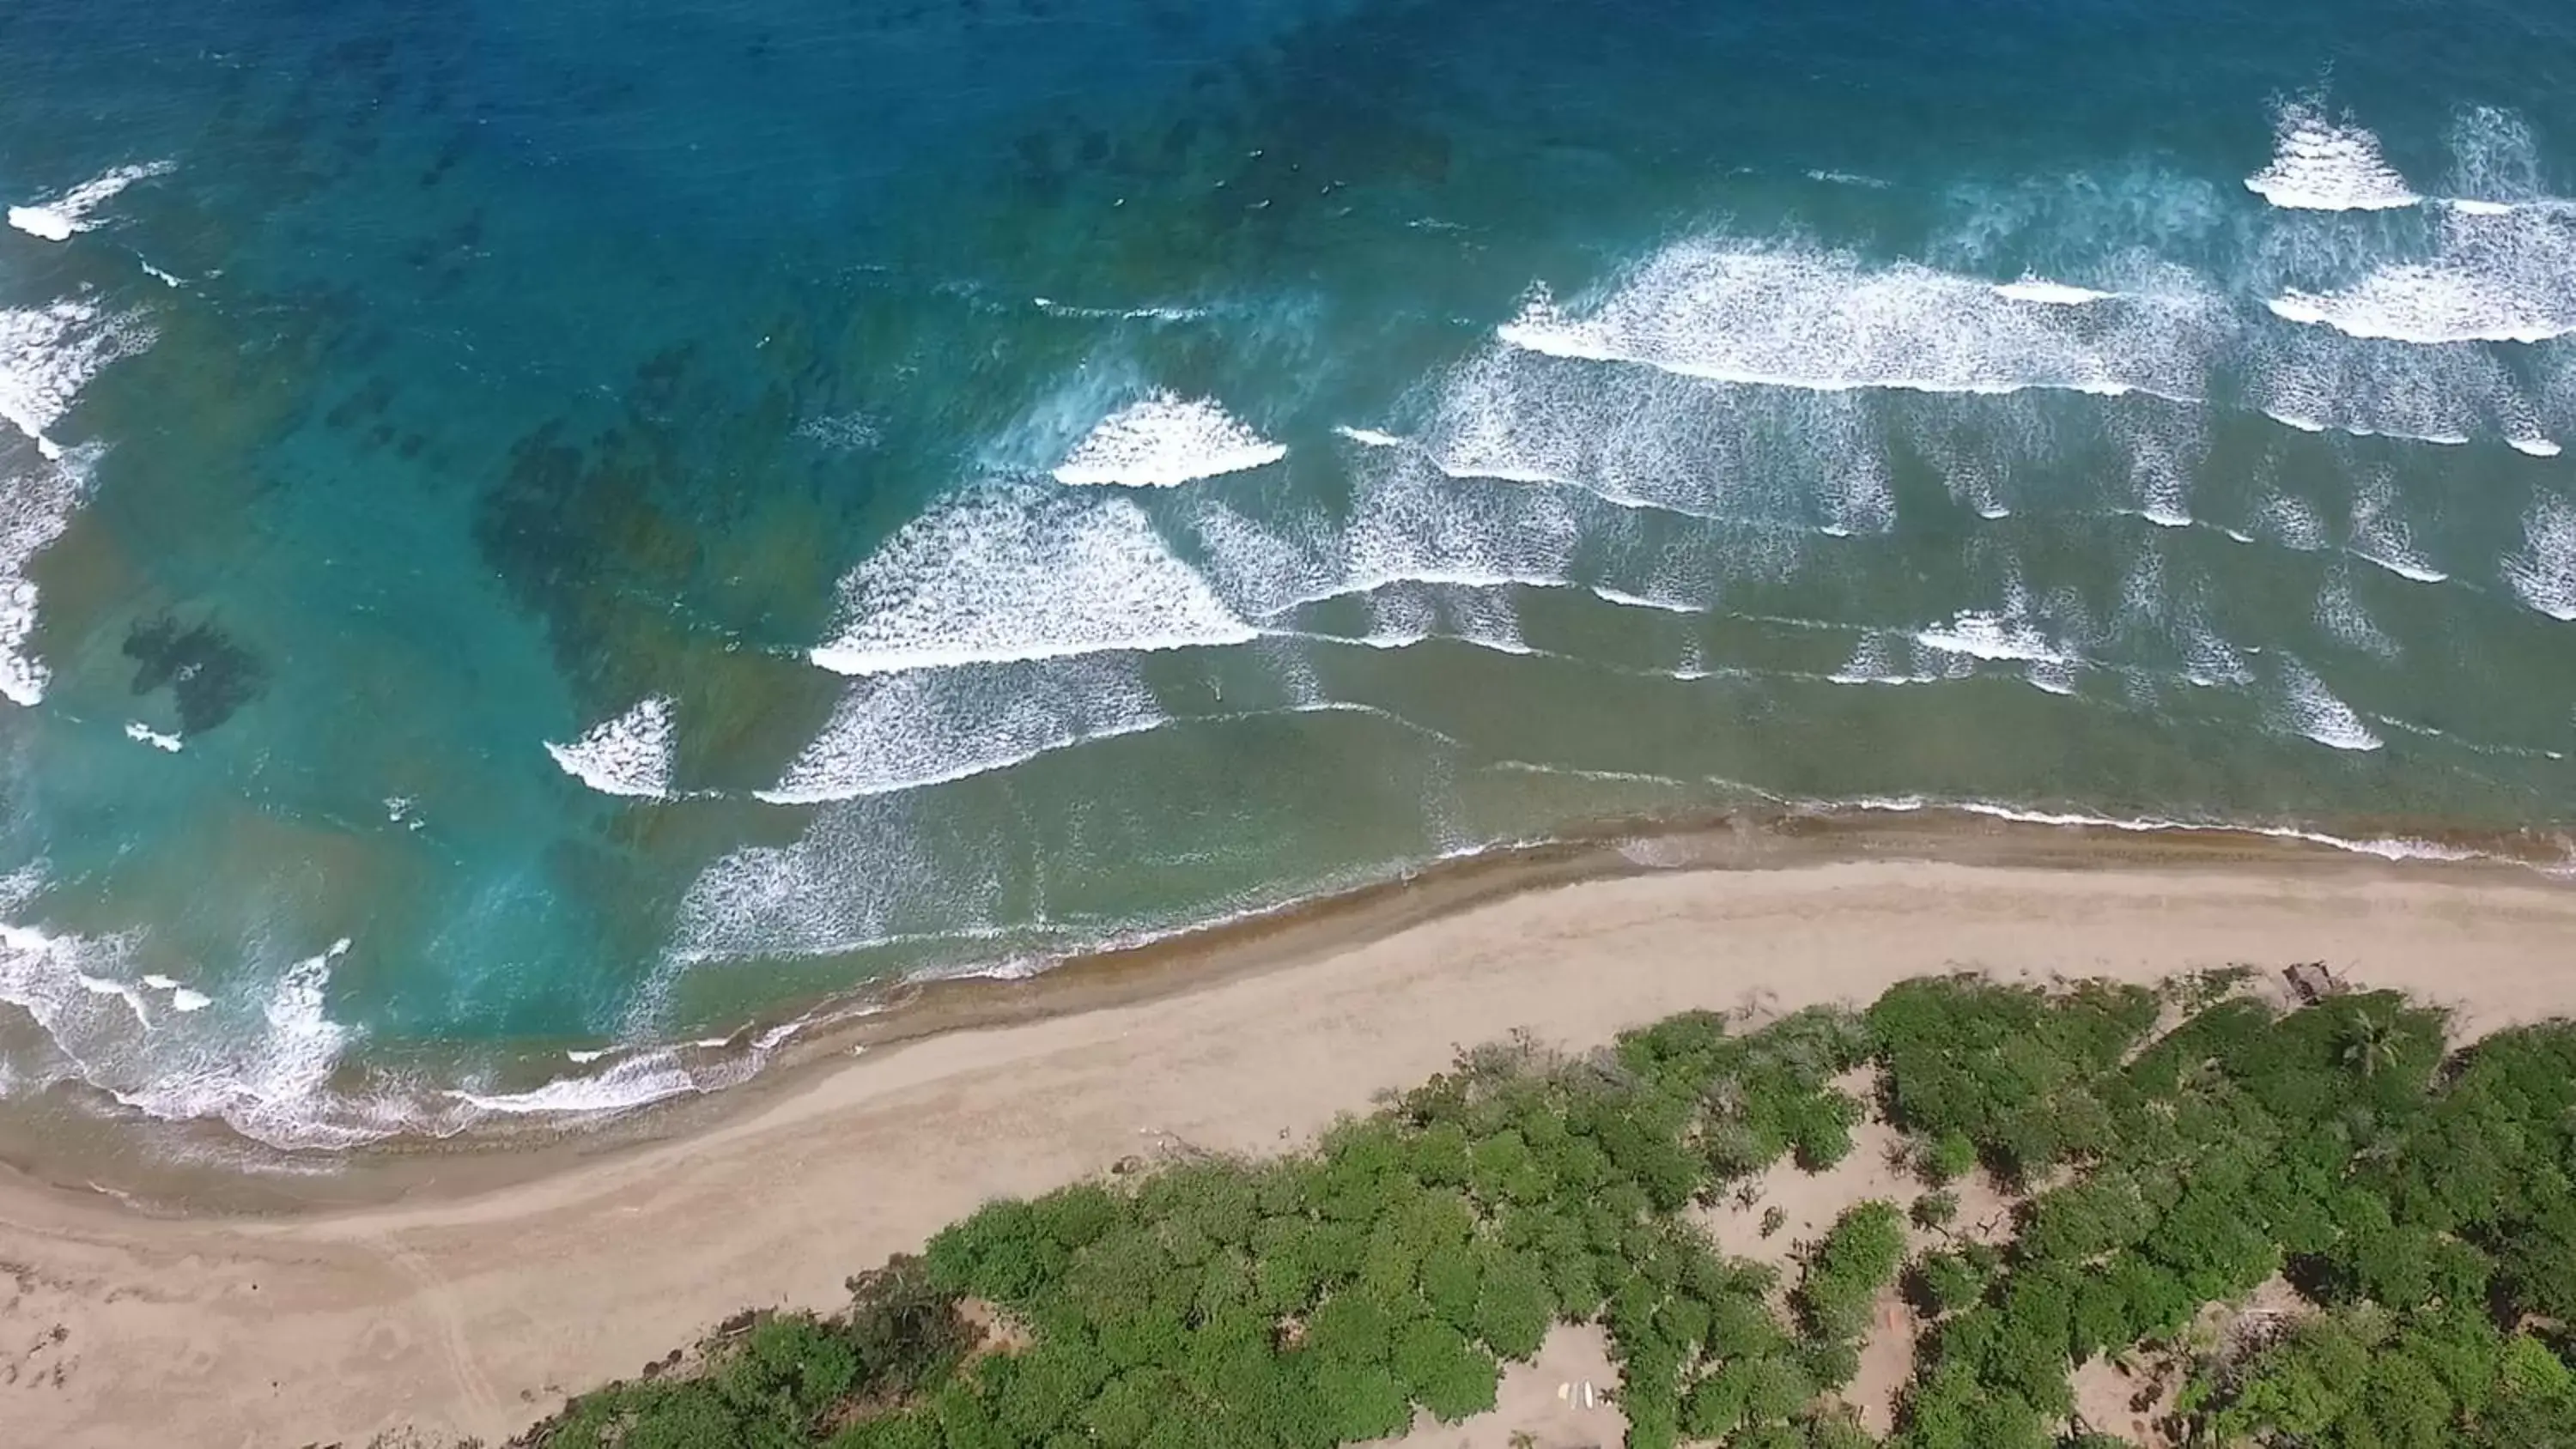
[{"xmin": 508, "ymin": 973, "xmax": 2576, "ymax": 1449}]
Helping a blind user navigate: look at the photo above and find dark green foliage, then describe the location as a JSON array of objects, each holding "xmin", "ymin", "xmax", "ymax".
[
  {"xmin": 1470, "ymin": 1246, "xmax": 1553, "ymax": 1360},
  {"xmin": 1868, "ymin": 977, "xmax": 2157, "ymax": 1185},
  {"xmin": 1617, "ymin": 1005, "xmax": 1872, "ymax": 1182},
  {"xmin": 519, "ymin": 1256, "xmax": 975, "ymax": 1449},
  {"xmin": 1794, "ymin": 1201, "xmax": 1905, "ymax": 1345},
  {"xmin": 1391, "ymin": 1318, "xmax": 1500, "ymax": 1422},
  {"xmin": 1906, "ymin": 1251, "xmax": 1989, "ymax": 1318},
  {"xmin": 515, "ymin": 975, "xmax": 2576, "ymax": 1449},
  {"xmin": 2186, "ymin": 1307, "xmax": 2576, "ymax": 1447},
  {"xmin": 1878, "ymin": 975, "xmax": 2576, "ymax": 1449},
  {"xmin": 1918, "ymin": 1132, "xmax": 1978, "ymax": 1186}
]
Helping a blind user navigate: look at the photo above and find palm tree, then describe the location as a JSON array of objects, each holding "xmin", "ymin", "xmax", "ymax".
[{"xmin": 2342, "ymin": 1010, "xmax": 2403, "ymax": 1079}]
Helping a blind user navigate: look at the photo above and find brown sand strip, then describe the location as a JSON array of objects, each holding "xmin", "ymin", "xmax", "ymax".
[{"xmin": 4, "ymin": 846, "xmax": 2574, "ymax": 1447}]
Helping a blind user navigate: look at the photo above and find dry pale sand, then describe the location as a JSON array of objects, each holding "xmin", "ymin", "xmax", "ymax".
[
  {"xmin": 6, "ymin": 853, "xmax": 2576, "ymax": 1449},
  {"xmin": 1365, "ymin": 1324, "xmax": 1626, "ymax": 1449}
]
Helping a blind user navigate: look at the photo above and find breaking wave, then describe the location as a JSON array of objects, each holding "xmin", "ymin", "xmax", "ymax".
[
  {"xmin": 811, "ymin": 489, "xmax": 1259, "ymax": 676},
  {"xmin": 762, "ymin": 657, "xmax": 1170, "ymax": 804},
  {"xmin": 2265, "ymin": 203, "xmax": 2576, "ymax": 345},
  {"xmin": 7, "ymin": 161, "xmax": 172, "ymax": 243},
  {"xmin": 2504, "ymin": 493, "xmax": 2576, "ymax": 621},
  {"xmin": 547, "ymin": 696, "xmax": 679, "ymax": 799},
  {"xmin": 2244, "ymin": 98, "xmax": 2419, "ymax": 212},
  {"xmin": 1052, "ymin": 392, "xmax": 1286, "ymax": 488},
  {"xmin": 1498, "ymin": 242, "xmax": 2221, "ymax": 401}
]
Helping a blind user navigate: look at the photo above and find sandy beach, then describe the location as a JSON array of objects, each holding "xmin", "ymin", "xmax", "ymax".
[{"xmin": 7, "ymin": 842, "xmax": 2576, "ymax": 1449}]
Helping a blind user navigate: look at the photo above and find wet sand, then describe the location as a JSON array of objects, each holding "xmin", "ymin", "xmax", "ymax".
[{"xmin": 5, "ymin": 828, "xmax": 2575, "ymax": 1448}]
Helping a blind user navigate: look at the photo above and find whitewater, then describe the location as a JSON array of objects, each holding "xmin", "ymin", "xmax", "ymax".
[{"xmin": 0, "ymin": 0, "xmax": 2573, "ymax": 1161}]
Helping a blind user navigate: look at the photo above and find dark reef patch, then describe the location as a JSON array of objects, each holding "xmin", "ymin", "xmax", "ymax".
[{"xmin": 124, "ymin": 614, "xmax": 268, "ymax": 734}]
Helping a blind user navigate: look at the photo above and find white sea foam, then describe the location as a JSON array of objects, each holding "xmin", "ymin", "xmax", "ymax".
[
  {"xmin": 2277, "ymin": 658, "xmax": 2382, "ymax": 751},
  {"xmin": 1498, "ymin": 239, "xmax": 2219, "ymax": 402},
  {"xmin": 1894, "ymin": 393, "xmax": 2040, "ymax": 521},
  {"xmin": 2176, "ymin": 606, "xmax": 2254, "ymax": 688},
  {"xmin": 2, "ymin": 297, "xmax": 151, "ymax": 458},
  {"xmin": 545, "ymin": 695, "xmax": 677, "ymax": 799},
  {"xmin": 1913, "ymin": 573, "xmax": 2080, "ymax": 667},
  {"xmin": 793, "ymin": 411, "xmax": 881, "ymax": 452},
  {"xmin": 0, "ymin": 887, "xmax": 121, "ymax": 1095},
  {"xmin": 1030, "ymin": 298, "xmax": 1207, "ymax": 323},
  {"xmin": 1182, "ymin": 498, "xmax": 1352, "ymax": 620},
  {"xmin": 1188, "ymin": 448, "xmax": 1622, "ymax": 624},
  {"xmin": 1359, "ymin": 582, "xmax": 1534, "ymax": 656},
  {"xmin": 2253, "ymin": 491, "xmax": 2330, "ymax": 552},
  {"xmin": 2503, "ymin": 492, "xmax": 2576, "ymax": 621},
  {"xmin": 1418, "ymin": 343, "xmax": 1890, "ymax": 532},
  {"xmin": 7, "ymin": 161, "xmax": 173, "ymax": 243},
  {"xmin": 762, "ymin": 656, "xmax": 1169, "ymax": 804},
  {"xmin": 2315, "ymin": 569, "xmax": 2399, "ymax": 658},
  {"xmin": 1993, "ymin": 277, "xmax": 2117, "ymax": 305},
  {"xmin": 2351, "ymin": 546, "xmax": 2446, "ymax": 584},
  {"xmin": 99, "ymin": 938, "xmax": 384, "ymax": 1149},
  {"xmin": 2346, "ymin": 473, "xmax": 2447, "ymax": 583},
  {"xmin": 8, "ymin": 212, "xmax": 74, "ymax": 245},
  {"xmin": 2109, "ymin": 544, "xmax": 2170, "ymax": 646},
  {"xmin": 76, "ymin": 970, "xmax": 150, "ymax": 1028},
  {"xmin": 1848, "ymin": 797, "xmax": 2482, "ymax": 864},
  {"xmin": 1051, "ymin": 392, "xmax": 1285, "ymax": 488},
  {"xmin": 2105, "ymin": 405, "xmax": 2203, "ymax": 528},
  {"xmin": 448, "ymin": 1050, "xmax": 703, "ymax": 1116},
  {"xmin": 123, "ymin": 721, "xmax": 182, "ymax": 752},
  {"xmin": 753, "ymin": 1016, "xmax": 817, "ymax": 1052},
  {"xmin": 2244, "ymin": 100, "xmax": 2419, "ymax": 211},
  {"xmin": 1907, "ymin": 573, "xmax": 2105, "ymax": 697},
  {"xmin": 811, "ymin": 490, "xmax": 1256, "ymax": 675},
  {"xmin": 1339, "ymin": 460, "xmax": 1589, "ymax": 609},
  {"xmin": 1914, "ymin": 610, "xmax": 2069, "ymax": 664},
  {"xmin": 670, "ymin": 793, "xmax": 1019, "ymax": 967},
  {"xmin": 2264, "ymin": 203, "xmax": 2576, "ymax": 344},
  {"xmin": 1826, "ymin": 632, "xmax": 1968, "ymax": 687},
  {"xmin": 2445, "ymin": 106, "xmax": 2545, "ymax": 213},
  {"xmin": 1590, "ymin": 585, "xmax": 1702, "ymax": 615},
  {"xmin": 0, "ymin": 901, "xmax": 791, "ymax": 1146},
  {"xmin": 2249, "ymin": 326, "xmax": 2546, "ymax": 453},
  {"xmin": 0, "ymin": 443, "xmax": 97, "ymax": 706},
  {"xmin": 134, "ymin": 973, "xmax": 215, "ymax": 1013},
  {"xmin": 665, "ymin": 698, "xmax": 1476, "ymax": 977}
]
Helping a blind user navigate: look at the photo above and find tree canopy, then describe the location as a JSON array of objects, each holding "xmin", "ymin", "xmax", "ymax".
[{"xmin": 501, "ymin": 973, "xmax": 2576, "ymax": 1449}]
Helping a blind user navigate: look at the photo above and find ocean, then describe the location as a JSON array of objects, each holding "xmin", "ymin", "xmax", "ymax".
[{"xmin": 1, "ymin": 0, "xmax": 2572, "ymax": 1158}]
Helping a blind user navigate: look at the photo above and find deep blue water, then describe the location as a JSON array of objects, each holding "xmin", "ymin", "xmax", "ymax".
[{"xmin": 0, "ymin": 0, "xmax": 2571, "ymax": 1151}]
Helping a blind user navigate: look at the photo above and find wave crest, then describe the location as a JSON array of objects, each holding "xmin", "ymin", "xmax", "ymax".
[
  {"xmin": 1052, "ymin": 392, "xmax": 1285, "ymax": 488},
  {"xmin": 811, "ymin": 490, "xmax": 1255, "ymax": 676}
]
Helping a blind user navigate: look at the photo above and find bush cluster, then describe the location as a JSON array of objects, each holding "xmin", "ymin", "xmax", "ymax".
[
  {"xmin": 1879, "ymin": 979, "xmax": 2576, "ymax": 1449},
  {"xmin": 507, "ymin": 974, "xmax": 2576, "ymax": 1449}
]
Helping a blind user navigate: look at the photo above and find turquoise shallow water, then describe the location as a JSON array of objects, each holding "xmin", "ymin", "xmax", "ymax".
[{"xmin": 0, "ymin": 0, "xmax": 2573, "ymax": 1150}]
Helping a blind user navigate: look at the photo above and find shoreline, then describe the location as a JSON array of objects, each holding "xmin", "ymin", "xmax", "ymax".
[
  {"xmin": 2, "ymin": 801, "xmax": 2571, "ymax": 1216},
  {"xmin": 5, "ymin": 834, "xmax": 2576, "ymax": 1446}
]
